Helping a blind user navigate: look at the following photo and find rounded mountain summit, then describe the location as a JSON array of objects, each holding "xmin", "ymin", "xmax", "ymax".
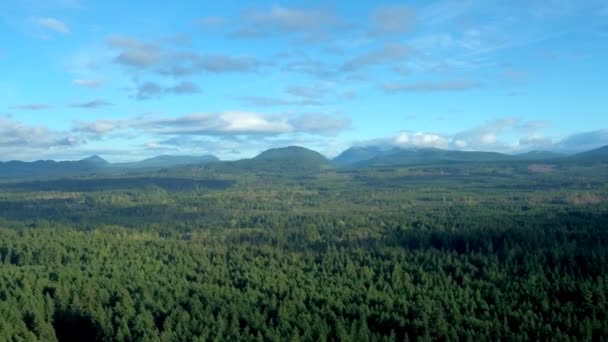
[{"xmin": 230, "ymin": 146, "xmax": 332, "ymax": 173}]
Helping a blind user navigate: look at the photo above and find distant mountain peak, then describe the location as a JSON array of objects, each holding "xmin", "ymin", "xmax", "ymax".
[
  {"xmin": 254, "ymin": 146, "xmax": 328, "ymax": 160},
  {"xmin": 81, "ymin": 155, "xmax": 109, "ymax": 164},
  {"xmin": 224, "ymin": 146, "xmax": 332, "ymax": 172}
]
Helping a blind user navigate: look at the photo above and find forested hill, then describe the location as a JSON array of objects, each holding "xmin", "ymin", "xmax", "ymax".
[
  {"xmin": 196, "ymin": 146, "xmax": 333, "ymax": 175},
  {"xmin": 0, "ymin": 156, "xmax": 111, "ymax": 179},
  {"xmin": 0, "ymin": 154, "xmax": 219, "ymax": 179},
  {"xmin": 570, "ymin": 145, "xmax": 608, "ymax": 161},
  {"xmin": 332, "ymin": 146, "xmax": 575, "ymax": 166},
  {"xmin": 352, "ymin": 147, "xmax": 515, "ymax": 167},
  {"xmin": 115, "ymin": 155, "xmax": 220, "ymax": 169}
]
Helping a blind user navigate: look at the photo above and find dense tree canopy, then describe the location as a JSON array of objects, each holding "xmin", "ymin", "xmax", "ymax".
[{"xmin": 0, "ymin": 160, "xmax": 607, "ymax": 341}]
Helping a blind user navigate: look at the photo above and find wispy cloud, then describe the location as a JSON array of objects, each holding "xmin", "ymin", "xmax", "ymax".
[
  {"xmin": 166, "ymin": 81, "xmax": 201, "ymax": 95},
  {"xmin": 69, "ymin": 99, "xmax": 112, "ymax": 109},
  {"xmin": 72, "ymin": 79, "xmax": 104, "ymax": 88},
  {"xmin": 73, "ymin": 111, "xmax": 350, "ymax": 139},
  {"xmin": 12, "ymin": 104, "xmax": 51, "ymax": 111},
  {"xmin": 108, "ymin": 35, "xmax": 261, "ymax": 76},
  {"xmin": 342, "ymin": 43, "xmax": 410, "ymax": 72},
  {"xmin": 0, "ymin": 118, "xmax": 82, "ymax": 160},
  {"xmin": 31, "ymin": 17, "xmax": 71, "ymax": 34},
  {"xmin": 366, "ymin": 117, "xmax": 560, "ymax": 153},
  {"xmin": 237, "ymin": 96, "xmax": 323, "ymax": 107},
  {"xmin": 135, "ymin": 81, "xmax": 201, "ymax": 100},
  {"xmin": 285, "ymin": 84, "xmax": 326, "ymax": 100},
  {"xmin": 369, "ymin": 4, "xmax": 416, "ymax": 36},
  {"xmin": 230, "ymin": 5, "xmax": 346, "ymax": 41},
  {"xmin": 75, "ymin": 119, "xmax": 116, "ymax": 135},
  {"xmin": 108, "ymin": 35, "xmax": 160, "ymax": 68},
  {"xmin": 197, "ymin": 16, "xmax": 226, "ymax": 27},
  {"xmin": 133, "ymin": 112, "xmax": 348, "ymax": 137},
  {"xmin": 383, "ymin": 80, "xmax": 482, "ymax": 93}
]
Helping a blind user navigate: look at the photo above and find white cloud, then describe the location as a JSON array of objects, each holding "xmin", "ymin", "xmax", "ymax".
[
  {"xmin": 0, "ymin": 118, "xmax": 83, "ymax": 160},
  {"xmin": 394, "ymin": 132, "xmax": 449, "ymax": 148},
  {"xmin": 220, "ymin": 112, "xmax": 292, "ymax": 134},
  {"xmin": 370, "ymin": 117, "xmax": 572, "ymax": 153},
  {"xmin": 76, "ymin": 120, "xmax": 116, "ymax": 134}
]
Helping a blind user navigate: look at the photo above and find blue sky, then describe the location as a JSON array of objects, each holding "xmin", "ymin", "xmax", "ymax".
[{"xmin": 0, "ymin": 0, "xmax": 607, "ymax": 161}]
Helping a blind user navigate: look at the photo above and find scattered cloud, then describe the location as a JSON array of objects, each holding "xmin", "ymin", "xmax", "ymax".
[
  {"xmin": 289, "ymin": 113, "xmax": 351, "ymax": 136},
  {"xmin": 237, "ymin": 96, "xmax": 322, "ymax": 107},
  {"xmin": 135, "ymin": 81, "xmax": 201, "ymax": 100},
  {"xmin": 383, "ymin": 80, "xmax": 482, "ymax": 93},
  {"xmin": 366, "ymin": 117, "xmax": 568, "ymax": 153},
  {"xmin": 0, "ymin": 118, "xmax": 83, "ymax": 160},
  {"xmin": 69, "ymin": 99, "xmax": 112, "ymax": 109},
  {"xmin": 12, "ymin": 104, "xmax": 51, "ymax": 111},
  {"xmin": 108, "ymin": 35, "xmax": 160, "ymax": 68},
  {"xmin": 394, "ymin": 132, "xmax": 449, "ymax": 149},
  {"xmin": 107, "ymin": 36, "xmax": 262, "ymax": 77},
  {"xmin": 73, "ymin": 111, "xmax": 350, "ymax": 139},
  {"xmin": 342, "ymin": 43, "xmax": 410, "ymax": 72},
  {"xmin": 230, "ymin": 5, "xmax": 345, "ymax": 41},
  {"xmin": 237, "ymin": 97, "xmax": 295, "ymax": 107},
  {"xmin": 31, "ymin": 17, "xmax": 71, "ymax": 34},
  {"xmin": 73, "ymin": 79, "xmax": 104, "ymax": 88},
  {"xmin": 392, "ymin": 65, "xmax": 410, "ymax": 76},
  {"xmin": 285, "ymin": 84, "xmax": 325, "ymax": 100},
  {"xmin": 370, "ymin": 4, "xmax": 416, "ymax": 36},
  {"xmin": 281, "ymin": 57, "xmax": 335, "ymax": 80},
  {"xmin": 419, "ymin": 0, "xmax": 473, "ymax": 26},
  {"xmin": 166, "ymin": 81, "xmax": 201, "ymax": 95},
  {"xmin": 137, "ymin": 112, "xmax": 293, "ymax": 136},
  {"xmin": 452, "ymin": 117, "xmax": 519, "ymax": 149},
  {"xmin": 197, "ymin": 16, "xmax": 226, "ymax": 27},
  {"xmin": 75, "ymin": 119, "xmax": 116, "ymax": 135},
  {"xmin": 237, "ymin": 84, "xmax": 327, "ymax": 107},
  {"xmin": 182, "ymin": 54, "xmax": 260, "ymax": 74},
  {"xmin": 342, "ymin": 91, "xmax": 357, "ymax": 100},
  {"xmin": 135, "ymin": 82, "xmax": 163, "ymax": 100}
]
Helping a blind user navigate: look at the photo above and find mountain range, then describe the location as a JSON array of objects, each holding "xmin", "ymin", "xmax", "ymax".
[
  {"xmin": 0, "ymin": 145, "xmax": 606, "ymax": 179},
  {"xmin": 332, "ymin": 146, "xmax": 571, "ymax": 167}
]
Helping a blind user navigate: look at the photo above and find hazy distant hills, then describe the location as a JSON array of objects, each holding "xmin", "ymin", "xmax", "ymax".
[
  {"xmin": 0, "ymin": 145, "xmax": 607, "ymax": 179},
  {"xmin": 332, "ymin": 146, "xmax": 392, "ymax": 166},
  {"xmin": 334, "ymin": 147, "xmax": 516, "ymax": 167},
  {"xmin": 513, "ymin": 151, "xmax": 566, "ymax": 160},
  {"xmin": 332, "ymin": 147, "xmax": 571, "ymax": 167},
  {"xmin": 116, "ymin": 155, "xmax": 219, "ymax": 169},
  {"xmin": 0, "ymin": 157, "xmax": 110, "ymax": 179},
  {"xmin": 0, "ymin": 154, "xmax": 218, "ymax": 179}
]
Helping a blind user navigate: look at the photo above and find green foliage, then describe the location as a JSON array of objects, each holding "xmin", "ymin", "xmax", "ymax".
[{"xmin": 0, "ymin": 160, "xmax": 607, "ymax": 340}]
